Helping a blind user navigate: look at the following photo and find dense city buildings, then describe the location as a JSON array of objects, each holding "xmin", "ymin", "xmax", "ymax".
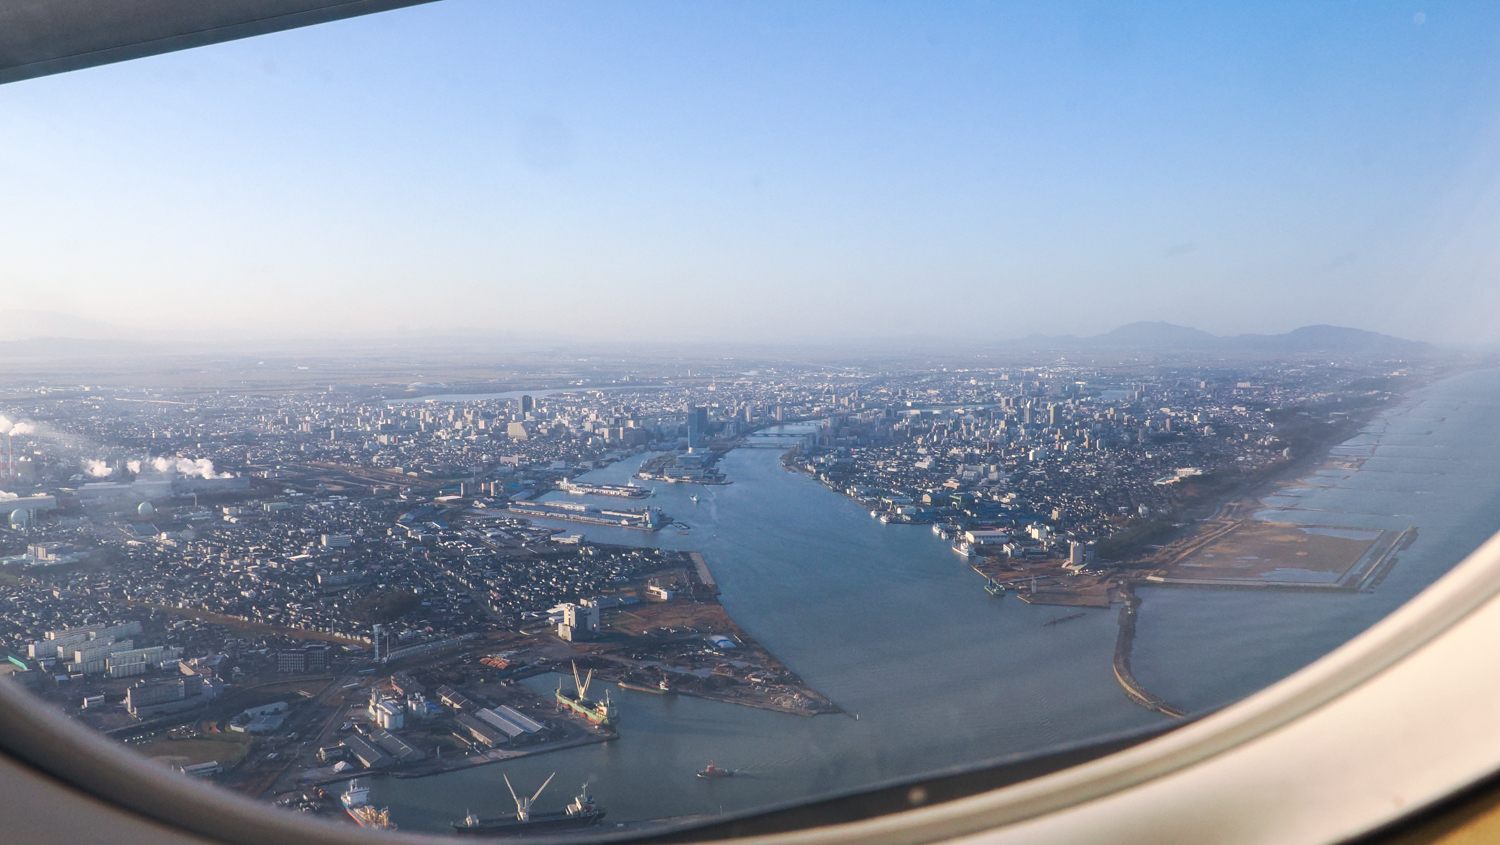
[{"xmin": 0, "ymin": 345, "xmax": 1438, "ymax": 820}]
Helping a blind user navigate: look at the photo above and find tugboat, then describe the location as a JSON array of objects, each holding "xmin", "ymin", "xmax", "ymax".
[
  {"xmin": 451, "ymin": 774, "xmax": 605, "ymax": 836},
  {"xmin": 341, "ymin": 780, "xmax": 396, "ymax": 830},
  {"xmin": 696, "ymin": 761, "xmax": 736, "ymax": 779}
]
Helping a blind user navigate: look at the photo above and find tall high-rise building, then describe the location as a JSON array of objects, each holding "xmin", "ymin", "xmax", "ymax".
[
  {"xmin": 519, "ymin": 394, "xmax": 535, "ymax": 416},
  {"xmin": 687, "ymin": 406, "xmax": 709, "ymax": 447}
]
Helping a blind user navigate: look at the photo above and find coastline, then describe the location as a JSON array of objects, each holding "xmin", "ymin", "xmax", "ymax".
[
  {"xmin": 765, "ymin": 375, "xmax": 1453, "ymax": 720},
  {"xmin": 1109, "ymin": 371, "xmax": 1458, "ymax": 716}
]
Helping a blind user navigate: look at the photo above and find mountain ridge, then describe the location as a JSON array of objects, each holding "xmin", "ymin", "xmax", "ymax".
[{"xmin": 1011, "ymin": 321, "xmax": 1430, "ymax": 357}]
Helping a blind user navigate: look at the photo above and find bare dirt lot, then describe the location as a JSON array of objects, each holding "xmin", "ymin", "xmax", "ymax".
[{"xmin": 1160, "ymin": 521, "xmax": 1382, "ymax": 585}]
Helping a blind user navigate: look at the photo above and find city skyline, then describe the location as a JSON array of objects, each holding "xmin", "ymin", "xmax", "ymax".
[{"xmin": 2, "ymin": 1, "xmax": 1499, "ymax": 344}]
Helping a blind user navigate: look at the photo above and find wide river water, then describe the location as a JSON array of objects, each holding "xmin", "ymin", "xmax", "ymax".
[{"xmin": 373, "ymin": 368, "xmax": 1500, "ymax": 832}]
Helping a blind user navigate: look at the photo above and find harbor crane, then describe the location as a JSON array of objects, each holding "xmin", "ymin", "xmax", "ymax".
[
  {"xmin": 503, "ymin": 771, "xmax": 556, "ymax": 823},
  {"xmin": 570, "ymin": 660, "xmax": 594, "ymax": 701}
]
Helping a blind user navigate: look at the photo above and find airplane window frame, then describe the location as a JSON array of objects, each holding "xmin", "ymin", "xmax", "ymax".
[{"xmin": 5, "ymin": 3, "xmax": 1500, "ymax": 844}]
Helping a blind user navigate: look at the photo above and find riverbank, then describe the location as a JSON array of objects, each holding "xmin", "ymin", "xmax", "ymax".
[
  {"xmin": 519, "ymin": 553, "xmax": 840, "ymax": 717},
  {"xmin": 294, "ymin": 730, "xmax": 616, "ymax": 794}
]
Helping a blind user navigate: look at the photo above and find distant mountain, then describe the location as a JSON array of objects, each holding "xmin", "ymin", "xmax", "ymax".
[
  {"xmin": 0, "ymin": 309, "xmax": 129, "ymax": 341},
  {"xmin": 1010, "ymin": 322, "xmax": 1430, "ymax": 358},
  {"xmin": 1092, "ymin": 321, "xmax": 1221, "ymax": 349},
  {"xmin": 1228, "ymin": 324, "xmax": 1430, "ymax": 356}
]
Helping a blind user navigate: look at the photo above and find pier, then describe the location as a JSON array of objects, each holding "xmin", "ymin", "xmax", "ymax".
[
  {"xmin": 1112, "ymin": 588, "xmax": 1186, "ymax": 720},
  {"xmin": 688, "ymin": 551, "xmax": 718, "ymax": 595}
]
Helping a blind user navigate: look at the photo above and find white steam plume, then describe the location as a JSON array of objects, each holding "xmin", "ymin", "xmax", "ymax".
[
  {"xmin": 0, "ymin": 416, "xmax": 38, "ymax": 436},
  {"xmin": 126, "ymin": 459, "xmax": 142, "ymax": 474},
  {"xmin": 84, "ymin": 459, "xmax": 111, "ymax": 478},
  {"xmin": 0, "ymin": 490, "xmax": 16, "ymax": 500},
  {"xmin": 146, "ymin": 456, "xmax": 230, "ymax": 479}
]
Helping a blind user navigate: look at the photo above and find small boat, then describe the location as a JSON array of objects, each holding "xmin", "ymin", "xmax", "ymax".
[
  {"xmin": 689, "ymin": 494, "xmax": 700, "ymax": 504},
  {"xmin": 697, "ymin": 761, "xmax": 735, "ymax": 779}
]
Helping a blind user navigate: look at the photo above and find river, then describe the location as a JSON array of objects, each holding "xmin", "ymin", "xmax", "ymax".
[{"xmin": 373, "ymin": 368, "xmax": 1500, "ymax": 831}]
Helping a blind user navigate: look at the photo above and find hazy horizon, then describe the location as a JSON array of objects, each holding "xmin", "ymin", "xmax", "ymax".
[
  {"xmin": 0, "ymin": 304, "xmax": 1458, "ymax": 351},
  {"xmin": 3, "ymin": 1, "xmax": 1499, "ymax": 345}
]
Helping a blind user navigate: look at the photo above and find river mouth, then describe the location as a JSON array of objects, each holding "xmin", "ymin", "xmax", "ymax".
[{"xmin": 375, "ymin": 371, "xmax": 1500, "ymax": 830}]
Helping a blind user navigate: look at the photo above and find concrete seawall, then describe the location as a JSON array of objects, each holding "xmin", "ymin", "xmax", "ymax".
[{"xmin": 1113, "ymin": 588, "xmax": 1187, "ymax": 720}]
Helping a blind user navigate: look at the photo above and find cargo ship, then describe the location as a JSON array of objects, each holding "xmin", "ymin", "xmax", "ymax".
[
  {"xmin": 509, "ymin": 500, "xmax": 666, "ymax": 531},
  {"xmin": 451, "ymin": 773, "xmax": 605, "ymax": 836},
  {"xmin": 341, "ymin": 780, "xmax": 396, "ymax": 830},
  {"xmin": 557, "ymin": 479, "xmax": 652, "ymax": 499},
  {"xmin": 556, "ymin": 661, "xmax": 616, "ymax": 727},
  {"xmin": 617, "ymin": 678, "xmax": 670, "ymax": 696}
]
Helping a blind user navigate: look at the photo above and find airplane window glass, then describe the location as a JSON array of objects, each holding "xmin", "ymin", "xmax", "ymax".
[{"xmin": 2, "ymin": 1, "xmax": 1499, "ymax": 838}]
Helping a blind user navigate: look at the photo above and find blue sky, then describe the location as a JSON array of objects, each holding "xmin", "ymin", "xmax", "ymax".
[{"xmin": 2, "ymin": 1, "xmax": 1498, "ymax": 344}]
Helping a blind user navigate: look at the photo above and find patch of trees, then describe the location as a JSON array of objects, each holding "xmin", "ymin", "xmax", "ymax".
[
  {"xmin": 1096, "ymin": 519, "xmax": 1176, "ymax": 562},
  {"xmin": 350, "ymin": 588, "xmax": 419, "ymax": 624}
]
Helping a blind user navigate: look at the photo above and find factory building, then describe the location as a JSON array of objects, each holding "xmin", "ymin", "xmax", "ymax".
[
  {"xmin": 367, "ymin": 691, "xmax": 406, "ymax": 730},
  {"xmin": 556, "ymin": 601, "xmax": 600, "ymax": 642},
  {"xmin": 454, "ymin": 712, "xmax": 505, "ymax": 748},
  {"xmin": 342, "ymin": 735, "xmax": 393, "ymax": 769},
  {"xmin": 1, "ymin": 494, "xmax": 58, "ymax": 525}
]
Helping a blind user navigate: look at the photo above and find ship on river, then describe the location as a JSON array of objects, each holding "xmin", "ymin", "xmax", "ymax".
[
  {"xmin": 509, "ymin": 500, "xmax": 666, "ymax": 531},
  {"xmin": 557, "ymin": 478, "xmax": 652, "ymax": 498},
  {"xmin": 451, "ymin": 773, "xmax": 605, "ymax": 836},
  {"xmin": 697, "ymin": 761, "xmax": 736, "ymax": 779},
  {"xmin": 341, "ymin": 780, "xmax": 396, "ymax": 830},
  {"xmin": 556, "ymin": 661, "xmax": 617, "ymax": 727}
]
